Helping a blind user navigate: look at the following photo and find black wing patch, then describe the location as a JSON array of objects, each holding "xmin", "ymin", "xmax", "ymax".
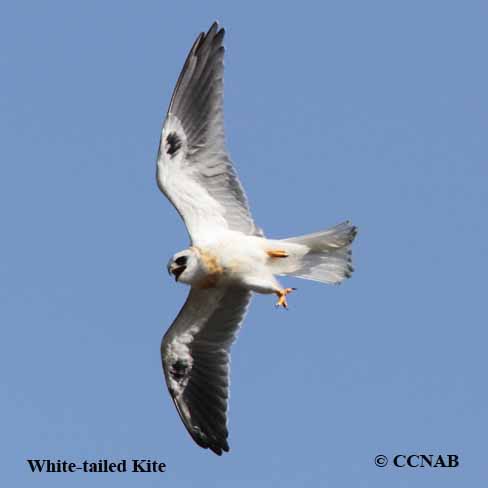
[
  {"xmin": 166, "ymin": 132, "xmax": 182, "ymax": 156},
  {"xmin": 170, "ymin": 358, "xmax": 189, "ymax": 382}
]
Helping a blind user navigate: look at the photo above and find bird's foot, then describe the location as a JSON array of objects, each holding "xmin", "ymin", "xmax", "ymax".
[{"xmin": 275, "ymin": 288, "xmax": 296, "ymax": 309}]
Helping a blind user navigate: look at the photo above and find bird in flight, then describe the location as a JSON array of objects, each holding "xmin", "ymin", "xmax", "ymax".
[{"xmin": 156, "ymin": 22, "xmax": 357, "ymax": 455}]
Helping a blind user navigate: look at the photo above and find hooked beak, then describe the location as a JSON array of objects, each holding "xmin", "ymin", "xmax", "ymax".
[{"xmin": 169, "ymin": 263, "xmax": 186, "ymax": 282}]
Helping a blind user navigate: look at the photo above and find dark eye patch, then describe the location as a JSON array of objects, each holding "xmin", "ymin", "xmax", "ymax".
[{"xmin": 175, "ymin": 256, "xmax": 187, "ymax": 266}]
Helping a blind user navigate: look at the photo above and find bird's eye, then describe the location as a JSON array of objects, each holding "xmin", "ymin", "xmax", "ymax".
[{"xmin": 175, "ymin": 256, "xmax": 187, "ymax": 266}]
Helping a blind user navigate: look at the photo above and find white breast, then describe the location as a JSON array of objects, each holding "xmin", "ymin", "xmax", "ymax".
[{"xmin": 207, "ymin": 232, "xmax": 267, "ymax": 278}]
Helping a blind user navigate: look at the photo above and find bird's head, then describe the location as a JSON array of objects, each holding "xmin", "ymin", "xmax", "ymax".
[{"xmin": 167, "ymin": 248, "xmax": 200, "ymax": 284}]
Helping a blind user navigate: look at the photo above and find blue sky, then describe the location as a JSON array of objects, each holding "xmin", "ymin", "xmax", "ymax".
[{"xmin": 2, "ymin": 1, "xmax": 487, "ymax": 486}]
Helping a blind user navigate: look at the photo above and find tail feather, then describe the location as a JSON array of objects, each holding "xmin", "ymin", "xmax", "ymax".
[{"xmin": 272, "ymin": 221, "xmax": 357, "ymax": 285}]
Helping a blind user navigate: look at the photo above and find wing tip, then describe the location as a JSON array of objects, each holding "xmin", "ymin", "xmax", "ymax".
[
  {"xmin": 207, "ymin": 438, "xmax": 230, "ymax": 456},
  {"xmin": 210, "ymin": 444, "xmax": 230, "ymax": 456},
  {"xmin": 208, "ymin": 20, "xmax": 224, "ymax": 33},
  {"xmin": 206, "ymin": 21, "xmax": 225, "ymax": 45},
  {"xmin": 191, "ymin": 428, "xmax": 230, "ymax": 456}
]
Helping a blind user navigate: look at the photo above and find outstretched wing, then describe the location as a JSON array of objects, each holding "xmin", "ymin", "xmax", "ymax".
[
  {"xmin": 156, "ymin": 22, "xmax": 260, "ymax": 244},
  {"xmin": 161, "ymin": 286, "xmax": 252, "ymax": 455}
]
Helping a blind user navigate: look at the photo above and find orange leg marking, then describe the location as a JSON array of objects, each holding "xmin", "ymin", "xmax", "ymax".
[{"xmin": 267, "ymin": 249, "xmax": 289, "ymax": 258}]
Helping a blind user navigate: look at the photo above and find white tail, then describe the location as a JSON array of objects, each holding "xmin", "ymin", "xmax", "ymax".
[{"xmin": 269, "ymin": 221, "xmax": 357, "ymax": 284}]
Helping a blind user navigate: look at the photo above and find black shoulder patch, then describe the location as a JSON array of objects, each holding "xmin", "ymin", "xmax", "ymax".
[{"xmin": 166, "ymin": 132, "xmax": 182, "ymax": 156}]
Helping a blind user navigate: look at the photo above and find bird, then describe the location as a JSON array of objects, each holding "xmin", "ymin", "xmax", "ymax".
[{"xmin": 156, "ymin": 22, "xmax": 357, "ymax": 456}]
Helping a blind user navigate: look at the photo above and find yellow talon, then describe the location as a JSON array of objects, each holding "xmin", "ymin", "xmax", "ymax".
[{"xmin": 275, "ymin": 288, "xmax": 296, "ymax": 309}]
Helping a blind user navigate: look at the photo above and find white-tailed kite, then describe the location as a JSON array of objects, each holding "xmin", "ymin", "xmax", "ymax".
[{"xmin": 156, "ymin": 22, "xmax": 357, "ymax": 455}]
